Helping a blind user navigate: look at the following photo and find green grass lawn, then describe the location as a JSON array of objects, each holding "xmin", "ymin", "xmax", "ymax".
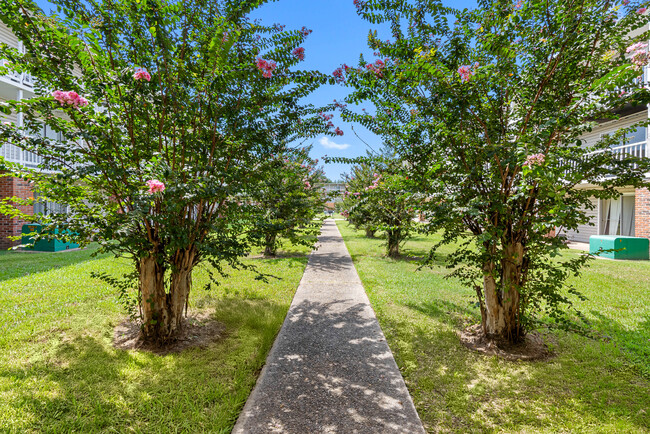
[
  {"xmin": 337, "ymin": 221, "xmax": 650, "ymax": 433},
  {"xmin": 0, "ymin": 244, "xmax": 310, "ymax": 433}
]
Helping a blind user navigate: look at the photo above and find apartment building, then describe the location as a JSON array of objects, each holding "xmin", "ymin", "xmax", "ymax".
[
  {"xmin": 558, "ymin": 105, "xmax": 650, "ymax": 242},
  {"xmin": 559, "ymin": 19, "xmax": 650, "ymax": 244},
  {"xmin": 0, "ymin": 21, "xmax": 42, "ymax": 250}
]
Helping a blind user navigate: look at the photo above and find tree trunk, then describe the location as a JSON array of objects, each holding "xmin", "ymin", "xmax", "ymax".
[
  {"xmin": 139, "ymin": 255, "xmax": 171, "ymax": 342},
  {"xmin": 365, "ymin": 228, "xmax": 376, "ymax": 238},
  {"xmin": 264, "ymin": 233, "xmax": 277, "ymax": 256},
  {"xmin": 387, "ymin": 229, "xmax": 401, "ymax": 258},
  {"xmin": 139, "ymin": 248, "xmax": 196, "ymax": 343},
  {"xmin": 482, "ymin": 242, "xmax": 524, "ymax": 343}
]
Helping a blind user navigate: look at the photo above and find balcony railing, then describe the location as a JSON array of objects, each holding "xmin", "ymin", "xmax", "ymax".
[
  {"xmin": 592, "ymin": 141, "xmax": 646, "ymax": 170},
  {"xmin": 567, "ymin": 141, "xmax": 648, "ymax": 179},
  {"xmin": 0, "ymin": 59, "xmax": 34, "ymax": 88},
  {"xmin": 0, "ymin": 142, "xmax": 43, "ymax": 169}
]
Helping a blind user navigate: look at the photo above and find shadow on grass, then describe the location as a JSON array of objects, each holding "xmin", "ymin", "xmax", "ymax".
[
  {"xmin": 405, "ymin": 298, "xmax": 480, "ymax": 328},
  {"xmin": 378, "ymin": 310, "xmax": 650, "ymax": 432},
  {"xmin": 0, "ymin": 296, "xmax": 289, "ymax": 433},
  {"xmin": 0, "ymin": 246, "xmax": 107, "ymax": 282},
  {"xmin": 588, "ymin": 311, "xmax": 650, "ymax": 378},
  {"xmin": 389, "ymin": 250, "xmax": 451, "ymax": 268}
]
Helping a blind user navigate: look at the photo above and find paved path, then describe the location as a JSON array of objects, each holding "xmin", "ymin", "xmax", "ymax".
[{"xmin": 233, "ymin": 220, "xmax": 425, "ymax": 433}]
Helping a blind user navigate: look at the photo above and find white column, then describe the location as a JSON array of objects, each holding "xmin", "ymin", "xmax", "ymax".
[
  {"xmin": 596, "ymin": 198, "xmax": 601, "ymax": 235},
  {"xmin": 16, "ymin": 88, "xmax": 23, "ymax": 166}
]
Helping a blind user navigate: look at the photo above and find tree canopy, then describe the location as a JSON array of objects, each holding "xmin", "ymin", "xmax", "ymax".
[
  {"xmin": 0, "ymin": 0, "xmax": 337, "ymax": 341},
  {"xmin": 340, "ymin": 0, "xmax": 650, "ymax": 341}
]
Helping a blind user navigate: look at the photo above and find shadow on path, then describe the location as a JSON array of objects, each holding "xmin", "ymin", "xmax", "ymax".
[{"xmin": 234, "ymin": 220, "xmax": 425, "ymax": 433}]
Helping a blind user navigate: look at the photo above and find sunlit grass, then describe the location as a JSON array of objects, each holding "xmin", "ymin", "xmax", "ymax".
[
  {"xmin": 0, "ymin": 243, "xmax": 309, "ymax": 432},
  {"xmin": 337, "ymin": 221, "xmax": 650, "ymax": 433}
]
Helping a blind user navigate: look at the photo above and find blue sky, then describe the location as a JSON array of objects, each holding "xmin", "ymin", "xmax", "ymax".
[
  {"xmin": 250, "ymin": 0, "xmax": 477, "ymax": 180},
  {"xmin": 37, "ymin": 0, "xmax": 477, "ymax": 181}
]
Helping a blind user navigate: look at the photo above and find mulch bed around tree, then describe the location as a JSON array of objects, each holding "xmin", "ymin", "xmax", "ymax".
[
  {"xmin": 113, "ymin": 310, "xmax": 226, "ymax": 355},
  {"xmin": 459, "ymin": 324, "xmax": 554, "ymax": 361}
]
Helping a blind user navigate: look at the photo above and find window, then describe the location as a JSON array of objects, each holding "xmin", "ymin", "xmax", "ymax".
[
  {"xmin": 600, "ymin": 195, "xmax": 635, "ymax": 236},
  {"xmin": 33, "ymin": 192, "xmax": 68, "ymax": 216}
]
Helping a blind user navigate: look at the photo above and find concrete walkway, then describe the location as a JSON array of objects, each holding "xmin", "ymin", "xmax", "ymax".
[{"xmin": 233, "ymin": 220, "xmax": 425, "ymax": 433}]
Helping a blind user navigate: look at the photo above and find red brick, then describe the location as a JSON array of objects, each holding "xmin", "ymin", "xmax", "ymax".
[
  {"xmin": 0, "ymin": 173, "xmax": 34, "ymax": 250},
  {"xmin": 635, "ymin": 187, "xmax": 650, "ymax": 239}
]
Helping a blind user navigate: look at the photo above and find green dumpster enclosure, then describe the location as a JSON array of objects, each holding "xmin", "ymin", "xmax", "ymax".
[
  {"xmin": 21, "ymin": 224, "xmax": 79, "ymax": 252},
  {"xmin": 589, "ymin": 235, "xmax": 650, "ymax": 260}
]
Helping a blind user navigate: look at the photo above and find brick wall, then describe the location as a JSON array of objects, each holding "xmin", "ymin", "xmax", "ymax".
[
  {"xmin": 635, "ymin": 187, "xmax": 650, "ymax": 239},
  {"xmin": 0, "ymin": 174, "xmax": 34, "ymax": 250}
]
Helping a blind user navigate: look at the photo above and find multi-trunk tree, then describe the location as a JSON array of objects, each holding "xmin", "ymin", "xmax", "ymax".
[
  {"xmin": 342, "ymin": 162, "xmax": 379, "ymax": 238},
  {"xmin": 342, "ymin": 156, "xmax": 417, "ymax": 258},
  {"xmin": 250, "ymin": 147, "xmax": 326, "ymax": 257},
  {"xmin": 0, "ymin": 0, "xmax": 337, "ymax": 342},
  {"xmin": 343, "ymin": 0, "xmax": 650, "ymax": 342}
]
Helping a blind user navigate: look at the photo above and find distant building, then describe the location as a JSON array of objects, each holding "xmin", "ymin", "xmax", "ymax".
[
  {"xmin": 320, "ymin": 182, "xmax": 346, "ymax": 203},
  {"xmin": 319, "ymin": 182, "xmax": 346, "ymax": 213}
]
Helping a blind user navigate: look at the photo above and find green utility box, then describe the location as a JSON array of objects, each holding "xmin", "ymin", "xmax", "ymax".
[
  {"xmin": 21, "ymin": 224, "xmax": 79, "ymax": 252},
  {"xmin": 589, "ymin": 235, "xmax": 649, "ymax": 260}
]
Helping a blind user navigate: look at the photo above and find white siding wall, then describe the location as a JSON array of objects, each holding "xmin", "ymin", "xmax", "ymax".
[
  {"xmin": 0, "ymin": 22, "xmax": 19, "ymax": 48},
  {"xmin": 562, "ymin": 197, "xmax": 599, "ymax": 242}
]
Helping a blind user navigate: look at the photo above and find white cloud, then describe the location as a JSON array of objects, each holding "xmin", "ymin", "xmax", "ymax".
[{"xmin": 319, "ymin": 136, "xmax": 350, "ymax": 150}]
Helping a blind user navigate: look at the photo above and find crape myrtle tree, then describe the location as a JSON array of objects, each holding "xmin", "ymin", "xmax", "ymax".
[
  {"xmin": 341, "ymin": 0, "xmax": 650, "ymax": 342},
  {"xmin": 341, "ymin": 162, "xmax": 379, "ymax": 238},
  {"xmin": 342, "ymin": 155, "xmax": 417, "ymax": 257},
  {"xmin": 250, "ymin": 146, "xmax": 326, "ymax": 257},
  {"xmin": 0, "ymin": 0, "xmax": 339, "ymax": 342}
]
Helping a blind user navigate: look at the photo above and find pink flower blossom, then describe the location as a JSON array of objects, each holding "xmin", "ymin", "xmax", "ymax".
[
  {"xmin": 365, "ymin": 59, "xmax": 386, "ymax": 77},
  {"xmin": 523, "ymin": 153, "xmax": 545, "ymax": 168},
  {"xmin": 626, "ymin": 42, "xmax": 648, "ymax": 71},
  {"xmin": 333, "ymin": 67, "xmax": 345, "ymax": 83},
  {"xmin": 292, "ymin": 47, "xmax": 305, "ymax": 61},
  {"xmin": 515, "ymin": 0, "xmax": 523, "ymax": 9},
  {"xmin": 300, "ymin": 26, "xmax": 312, "ymax": 36},
  {"xmin": 334, "ymin": 127, "xmax": 344, "ymax": 136},
  {"xmin": 638, "ymin": 7, "xmax": 647, "ymax": 14},
  {"xmin": 146, "ymin": 179, "xmax": 166, "ymax": 194},
  {"xmin": 626, "ymin": 42, "xmax": 647, "ymax": 53},
  {"xmin": 458, "ymin": 65, "xmax": 475, "ymax": 82},
  {"xmin": 52, "ymin": 90, "xmax": 89, "ymax": 108},
  {"xmin": 353, "ymin": 0, "xmax": 366, "ymax": 11},
  {"xmin": 304, "ymin": 181, "xmax": 311, "ymax": 189},
  {"xmin": 256, "ymin": 57, "xmax": 277, "ymax": 78},
  {"xmin": 622, "ymin": 0, "xmax": 629, "ymax": 4},
  {"xmin": 133, "ymin": 69, "xmax": 151, "ymax": 81}
]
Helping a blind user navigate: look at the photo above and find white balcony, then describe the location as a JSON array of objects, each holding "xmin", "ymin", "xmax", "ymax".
[
  {"xmin": 593, "ymin": 140, "xmax": 646, "ymax": 166},
  {"xmin": 573, "ymin": 141, "xmax": 648, "ymax": 179},
  {"xmin": 0, "ymin": 142, "xmax": 42, "ymax": 169},
  {"xmin": 0, "ymin": 59, "xmax": 34, "ymax": 89}
]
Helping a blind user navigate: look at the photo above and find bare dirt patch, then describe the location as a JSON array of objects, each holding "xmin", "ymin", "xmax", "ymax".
[
  {"xmin": 113, "ymin": 310, "xmax": 226, "ymax": 355},
  {"xmin": 458, "ymin": 324, "xmax": 554, "ymax": 361}
]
